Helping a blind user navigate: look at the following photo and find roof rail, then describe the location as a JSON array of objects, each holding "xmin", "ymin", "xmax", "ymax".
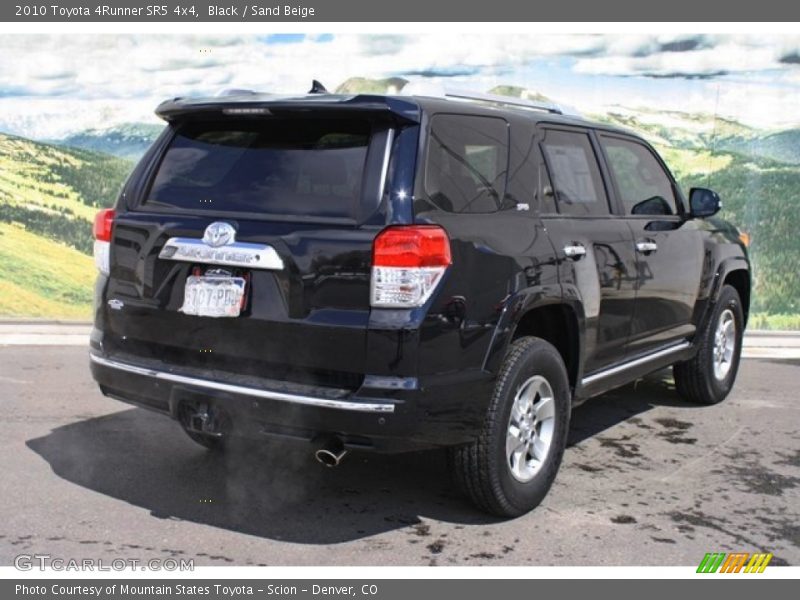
[{"xmin": 443, "ymin": 88, "xmax": 564, "ymax": 115}]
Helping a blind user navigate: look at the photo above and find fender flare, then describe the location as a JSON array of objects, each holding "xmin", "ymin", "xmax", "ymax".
[
  {"xmin": 481, "ymin": 283, "xmax": 586, "ymax": 382},
  {"xmin": 702, "ymin": 256, "xmax": 751, "ymax": 329},
  {"xmin": 711, "ymin": 256, "xmax": 750, "ymax": 303}
]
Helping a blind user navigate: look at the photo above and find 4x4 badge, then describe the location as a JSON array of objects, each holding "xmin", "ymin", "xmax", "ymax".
[{"xmin": 202, "ymin": 222, "xmax": 236, "ymax": 248}]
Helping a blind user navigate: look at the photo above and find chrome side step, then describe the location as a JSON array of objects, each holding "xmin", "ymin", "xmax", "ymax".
[
  {"xmin": 581, "ymin": 341, "xmax": 691, "ymax": 386},
  {"xmin": 90, "ymin": 354, "xmax": 395, "ymax": 414}
]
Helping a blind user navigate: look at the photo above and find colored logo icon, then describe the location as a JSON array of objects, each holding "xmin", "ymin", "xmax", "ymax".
[{"xmin": 697, "ymin": 552, "xmax": 773, "ymax": 573}]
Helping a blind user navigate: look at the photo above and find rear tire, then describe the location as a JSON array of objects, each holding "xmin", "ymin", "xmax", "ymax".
[
  {"xmin": 673, "ymin": 284, "xmax": 744, "ymax": 405},
  {"xmin": 449, "ymin": 337, "xmax": 571, "ymax": 517}
]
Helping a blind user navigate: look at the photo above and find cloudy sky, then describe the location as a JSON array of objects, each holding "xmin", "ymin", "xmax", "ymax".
[{"xmin": 1, "ymin": 33, "xmax": 799, "ymax": 138}]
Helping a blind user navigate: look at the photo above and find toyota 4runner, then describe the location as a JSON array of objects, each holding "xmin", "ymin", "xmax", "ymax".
[{"xmin": 89, "ymin": 86, "xmax": 750, "ymax": 517}]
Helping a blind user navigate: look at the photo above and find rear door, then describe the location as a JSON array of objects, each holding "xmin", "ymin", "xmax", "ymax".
[
  {"xmin": 537, "ymin": 126, "xmax": 638, "ymax": 374},
  {"xmin": 597, "ymin": 133, "xmax": 703, "ymax": 355},
  {"xmin": 103, "ymin": 113, "xmax": 396, "ymax": 391}
]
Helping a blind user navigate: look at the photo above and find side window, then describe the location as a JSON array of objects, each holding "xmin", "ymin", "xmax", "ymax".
[
  {"xmin": 601, "ymin": 136, "xmax": 678, "ymax": 216},
  {"xmin": 540, "ymin": 129, "xmax": 610, "ymax": 217},
  {"xmin": 424, "ymin": 114, "xmax": 509, "ymax": 214}
]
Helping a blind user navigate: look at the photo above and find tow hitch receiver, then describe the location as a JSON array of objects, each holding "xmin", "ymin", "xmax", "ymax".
[{"xmin": 179, "ymin": 401, "xmax": 227, "ymax": 438}]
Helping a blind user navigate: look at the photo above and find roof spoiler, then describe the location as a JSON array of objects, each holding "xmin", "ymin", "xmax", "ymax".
[{"xmin": 155, "ymin": 93, "xmax": 420, "ymax": 124}]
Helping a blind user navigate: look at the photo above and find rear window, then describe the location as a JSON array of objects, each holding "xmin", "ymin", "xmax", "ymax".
[
  {"xmin": 423, "ymin": 114, "xmax": 509, "ymax": 213},
  {"xmin": 145, "ymin": 118, "xmax": 371, "ymax": 219},
  {"xmin": 540, "ymin": 129, "xmax": 610, "ymax": 217}
]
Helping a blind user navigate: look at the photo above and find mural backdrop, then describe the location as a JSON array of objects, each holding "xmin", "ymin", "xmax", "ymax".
[{"xmin": 0, "ymin": 34, "xmax": 798, "ymax": 326}]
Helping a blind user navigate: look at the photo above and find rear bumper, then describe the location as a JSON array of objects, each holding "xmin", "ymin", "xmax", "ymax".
[
  {"xmin": 90, "ymin": 353, "xmax": 394, "ymax": 413},
  {"xmin": 89, "ymin": 352, "xmax": 494, "ymax": 452}
]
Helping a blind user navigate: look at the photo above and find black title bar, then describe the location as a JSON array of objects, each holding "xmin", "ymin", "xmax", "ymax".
[{"xmin": 2, "ymin": 0, "xmax": 800, "ymax": 22}]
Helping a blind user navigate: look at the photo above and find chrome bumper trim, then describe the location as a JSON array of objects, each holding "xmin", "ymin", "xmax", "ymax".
[
  {"xmin": 158, "ymin": 237, "xmax": 284, "ymax": 270},
  {"xmin": 90, "ymin": 353, "xmax": 395, "ymax": 414}
]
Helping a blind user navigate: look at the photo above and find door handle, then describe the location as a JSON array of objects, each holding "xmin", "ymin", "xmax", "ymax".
[
  {"xmin": 563, "ymin": 244, "xmax": 587, "ymax": 259},
  {"xmin": 636, "ymin": 240, "xmax": 658, "ymax": 253}
]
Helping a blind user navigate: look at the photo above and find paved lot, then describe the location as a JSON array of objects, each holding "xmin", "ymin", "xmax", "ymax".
[{"xmin": 1, "ymin": 344, "xmax": 798, "ymax": 566}]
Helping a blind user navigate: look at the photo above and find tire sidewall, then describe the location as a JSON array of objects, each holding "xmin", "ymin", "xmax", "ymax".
[
  {"xmin": 704, "ymin": 287, "xmax": 744, "ymax": 400},
  {"xmin": 491, "ymin": 340, "xmax": 571, "ymax": 514}
]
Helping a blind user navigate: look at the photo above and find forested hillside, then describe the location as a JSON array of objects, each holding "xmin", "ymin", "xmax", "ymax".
[{"xmin": 0, "ymin": 134, "xmax": 131, "ymax": 317}]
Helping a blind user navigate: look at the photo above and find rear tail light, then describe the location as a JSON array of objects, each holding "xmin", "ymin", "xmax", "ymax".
[
  {"xmin": 371, "ymin": 225, "xmax": 451, "ymax": 308},
  {"xmin": 93, "ymin": 208, "xmax": 115, "ymax": 275}
]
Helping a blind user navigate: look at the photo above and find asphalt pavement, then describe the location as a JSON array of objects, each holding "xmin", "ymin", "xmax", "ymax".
[{"xmin": 1, "ymin": 333, "xmax": 798, "ymax": 566}]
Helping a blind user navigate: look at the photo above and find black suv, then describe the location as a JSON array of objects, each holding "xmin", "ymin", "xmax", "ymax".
[{"xmin": 89, "ymin": 87, "xmax": 750, "ymax": 517}]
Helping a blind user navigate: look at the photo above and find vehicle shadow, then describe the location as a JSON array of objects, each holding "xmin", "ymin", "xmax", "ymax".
[
  {"xmin": 568, "ymin": 368, "xmax": 698, "ymax": 446},
  {"xmin": 26, "ymin": 369, "xmax": 697, "ymax": 545}
]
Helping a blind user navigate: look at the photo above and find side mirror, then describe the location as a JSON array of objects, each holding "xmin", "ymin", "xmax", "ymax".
[{"xmin": 689, "ymin": 187, "xmax": 721, "ymax": 218}]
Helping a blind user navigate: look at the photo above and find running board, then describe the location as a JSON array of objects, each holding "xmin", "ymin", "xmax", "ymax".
[{"xmin": 581, "ymin": 341, "xmax": 691, "ymax": 386}]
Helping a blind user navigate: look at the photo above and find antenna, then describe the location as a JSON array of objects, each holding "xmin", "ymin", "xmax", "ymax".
[
  {"xmin": 706, "ymin": 84, "xmax": 721, "ymax": 187},
  {"xmin": 309, "ymin": 80, "xmax": 329, "ymax": 94}
]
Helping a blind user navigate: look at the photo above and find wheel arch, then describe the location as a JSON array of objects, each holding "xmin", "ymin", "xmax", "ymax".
[
  {"xmin": 483, "ymin": 287, "xmax": 584, "ymax": 397},
  {"xmin": 705, "ymin": 254, "xmax": 750, "ymax": 329},
  {"xmin": 722, "ymin": 268, "xmax": 751, "ymax": 326}
]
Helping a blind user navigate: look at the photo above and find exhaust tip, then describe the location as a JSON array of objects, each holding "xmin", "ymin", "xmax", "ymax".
[
  {"xmin": 314, "ymin": 439, "xmax": 347, "ymax": 467},
  {"xmin": 315, "ymin": 449, "xmax": 342, "ymax": 467}
]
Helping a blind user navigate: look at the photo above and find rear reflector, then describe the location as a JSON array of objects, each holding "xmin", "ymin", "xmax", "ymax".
[
  {"xmin": 371, "ymin": 225, "xmax": 451, "ymax": 308},
  {"xmin": 93, "ymin": 209, "xmax": 115, "ymax": 275}
]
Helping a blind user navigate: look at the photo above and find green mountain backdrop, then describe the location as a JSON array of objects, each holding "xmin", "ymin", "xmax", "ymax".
[
  {"xmin": 0, "ymin": 134, "xmax": 129, "ymax": 317},
  {"xmin": 53, "ymin": 123, "xmax": 165, "ymax": 161},
  {"xmin": 1, "ymin": 80, "xmax": 798, "ymax": 327}
]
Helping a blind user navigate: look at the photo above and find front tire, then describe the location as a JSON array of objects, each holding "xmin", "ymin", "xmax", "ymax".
[
  {"xmin": 674, "ymin": 284, "xmax": 744, "ymax": 405},
  {"xmin": 450, "ymin": 337, "xmax": 571, "ymax": 517}
]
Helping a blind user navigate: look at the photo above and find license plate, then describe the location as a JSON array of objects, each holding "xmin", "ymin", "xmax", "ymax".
[{"xmin": 180, "ymin": 276, "xmax": 246, "ymax": 318}]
